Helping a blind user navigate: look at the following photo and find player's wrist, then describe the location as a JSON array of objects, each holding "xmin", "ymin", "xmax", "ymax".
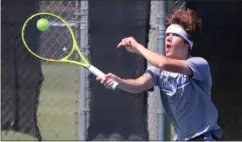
[
  {"xmin": 116, "ymin": 77, "xmax": 123, "ymax": 85},
  {"xmin": 136, "ymin": 44, "xmax": 145, "ymax": 55},
  {"xmin": 116, "ymin": 78, "xmax": 126, "ymax": 89}
]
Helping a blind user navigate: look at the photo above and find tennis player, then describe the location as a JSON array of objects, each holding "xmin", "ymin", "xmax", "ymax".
[{"xmin": 97, "ymin": 9, "xmax": 222, "ymax": 141}]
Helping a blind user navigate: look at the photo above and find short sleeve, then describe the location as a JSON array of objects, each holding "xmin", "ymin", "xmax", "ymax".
[
  {"xmin": 145, "ymin": 66, "xmax": 161, "ymax": 85},
  {"xmin": 186, "ymin": 57, "xmax": 210, "ymax": 81}
]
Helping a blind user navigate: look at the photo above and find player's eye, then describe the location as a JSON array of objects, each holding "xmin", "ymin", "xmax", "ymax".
[
  {"xmin": 166, "ymin": 33, "xmax": 181, "ymax": 38},
  {"xmin": 172, "ymin": 33, "xmax": 181, "ymax": 37},
  {"xmin": 166, "ymin": 33, "xmax": 171, "ymax": 36}
]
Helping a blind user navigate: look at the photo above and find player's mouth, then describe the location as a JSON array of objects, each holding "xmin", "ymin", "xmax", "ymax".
[{"xmin": 166, "ymin": 44, "xmax": 171, "ymax": 53}]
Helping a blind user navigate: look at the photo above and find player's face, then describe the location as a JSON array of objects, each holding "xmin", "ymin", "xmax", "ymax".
[{"xmin": 165, "ymin": 33, "xmax": 189, "ymax": 59}]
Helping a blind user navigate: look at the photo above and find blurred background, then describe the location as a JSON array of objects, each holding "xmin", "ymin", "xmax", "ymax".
[{"xmin": 1, "ymin": 0, "xmax": 242, "ymax": 141}]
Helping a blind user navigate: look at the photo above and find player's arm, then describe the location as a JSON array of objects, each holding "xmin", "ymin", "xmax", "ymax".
[
  {"xmin": 98, "ymin": 73, "xmax": 154, "ymax": 93},
  {"xmin": 118, "ymin": 37, "xmax": 193, "ymax": 76},
  {"xmin": 137, "ymin": 44, "xmax": 193, "ymax": 76},
  {"xmin": 118, "ymin": 73, "xmax": 154, "ymax": 93}
]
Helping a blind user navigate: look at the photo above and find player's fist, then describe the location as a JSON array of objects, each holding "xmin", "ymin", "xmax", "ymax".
[
  {"xmin": 117, "ymin": 37, "xmax": 142, "ymax": 54},
  {"xmin": 96, "ymin": 73, "xmax": 120, "ymax": 89}
]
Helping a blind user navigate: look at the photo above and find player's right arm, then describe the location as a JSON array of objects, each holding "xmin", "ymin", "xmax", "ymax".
[{"xmin": 97, "ymin": 73, "xmax": 155, "ymax": 93}]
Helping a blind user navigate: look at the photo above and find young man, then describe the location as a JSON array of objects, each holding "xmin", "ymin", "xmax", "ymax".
[{"xmin": 97, "ymin": 9, "xmax": 222, "ymax": 141}]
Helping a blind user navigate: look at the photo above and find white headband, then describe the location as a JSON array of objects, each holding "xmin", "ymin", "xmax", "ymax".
[{"xmin": 166, "ymin": 24, "xmax": 193, "ymax": 49}]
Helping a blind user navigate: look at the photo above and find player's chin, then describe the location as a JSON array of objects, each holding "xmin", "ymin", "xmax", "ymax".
[{"xmin": 165, "ymin": 52, "xmax": 172, "ymax": 57}]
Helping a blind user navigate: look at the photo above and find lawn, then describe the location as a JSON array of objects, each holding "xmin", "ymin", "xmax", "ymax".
[{"xmin": 2, "ymin": 63, "xmax": 82, "ymax": 141}]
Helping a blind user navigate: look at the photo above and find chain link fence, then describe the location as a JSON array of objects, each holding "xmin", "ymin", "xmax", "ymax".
[
  {"xmin": 2, "ymin": 0, "xmax": 185, "ymax": 141},
  {"xmin": 2, "ymin": 0, "xmax": 88, "ymax": 140},
  {"xmin": 37, "ymin": 1, "xmax": 88, "ymax": 140}
]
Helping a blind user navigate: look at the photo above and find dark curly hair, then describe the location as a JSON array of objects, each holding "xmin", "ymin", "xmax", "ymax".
[{"xmin": 165, "ymin": 8, "xmax": 202, "ymax": 44}]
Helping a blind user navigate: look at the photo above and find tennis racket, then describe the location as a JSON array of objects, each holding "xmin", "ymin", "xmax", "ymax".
[{"xmin": 21, "ymin": 12, "xmax": 118, "ymax": 89}]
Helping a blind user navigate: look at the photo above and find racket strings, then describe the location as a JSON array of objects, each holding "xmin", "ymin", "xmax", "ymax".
[
  {"xmin": 42, "ymin": 28, "xmax": 71, "ymax": 59},
  {"xmin": 23, "ymin": 13, "xmax": 90, "ymax": 66},
  {"xmin": 42, "ymin": 18, "xmax": 72, "ymax": 59},
  {"xmin": 25, "ymin": 14, "xmax": 74, "ymax": 60}
]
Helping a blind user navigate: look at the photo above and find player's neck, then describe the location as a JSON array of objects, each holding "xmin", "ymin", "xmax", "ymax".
[{"xmin": 170, "ymin": 53, "xmax": 190, "ymax": 60}]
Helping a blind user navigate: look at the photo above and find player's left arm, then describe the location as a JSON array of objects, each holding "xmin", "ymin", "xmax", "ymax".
[{"xmin": 137, "ymin": 44, "xmax": 193, "ymax": 76}]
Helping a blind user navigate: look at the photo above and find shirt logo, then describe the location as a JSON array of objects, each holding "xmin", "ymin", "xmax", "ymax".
[{"xmin": 158, "ymin": 72, "xmax": 190, "ymax": 96}]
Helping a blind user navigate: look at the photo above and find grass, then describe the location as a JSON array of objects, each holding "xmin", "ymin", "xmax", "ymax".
[
  {"xmin": 1, "ymin": 63, "xmax": 173, "ymax": 141},
  {"xmin": 1, "ymin": 63, "xmax": 82, "ymax": 141}
]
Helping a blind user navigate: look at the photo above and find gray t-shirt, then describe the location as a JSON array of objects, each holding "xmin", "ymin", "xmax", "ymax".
[{"xmin": 145, "ymin": 57, "xmax": 222, "ymax": 140}]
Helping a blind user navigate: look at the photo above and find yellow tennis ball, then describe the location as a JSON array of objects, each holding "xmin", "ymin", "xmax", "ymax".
[{"xmin": 37, "ymin": 18, "xmax": 49, "ymax": 32}]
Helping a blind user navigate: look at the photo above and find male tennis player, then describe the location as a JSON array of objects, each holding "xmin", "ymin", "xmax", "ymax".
[{"xmin": 97, "ymin": 9, "xmax": 222, "ymax": 141}]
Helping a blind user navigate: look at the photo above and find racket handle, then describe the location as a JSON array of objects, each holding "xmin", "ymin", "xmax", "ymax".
[{"xmin": 88, "ymin": 65, "xmax": 119, "ymax": 90}]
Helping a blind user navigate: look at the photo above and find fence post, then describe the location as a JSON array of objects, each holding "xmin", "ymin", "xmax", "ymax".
[
  {"xmin": 156, "ymin": 0, "xmax": 170, "ymax": 141},
  {"xmin": 79, "ymin": 0, "xmax": 88, "ymax": 140}
]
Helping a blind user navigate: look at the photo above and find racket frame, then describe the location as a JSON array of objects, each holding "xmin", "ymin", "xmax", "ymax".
[{"xmin": 21, "ymin": 12, "xmax": 118, "ymax": 89}]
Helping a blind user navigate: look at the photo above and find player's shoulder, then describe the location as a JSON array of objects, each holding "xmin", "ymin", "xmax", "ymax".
[{"xmin": 186, "ymin": 56, "xmax": 209, "ymax": 65}]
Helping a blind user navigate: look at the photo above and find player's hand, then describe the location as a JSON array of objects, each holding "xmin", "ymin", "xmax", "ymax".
[
  {"xmin": 96, "ymin": 73, "xmax": 121, "ymax": 89},
  {"xmin": 117, "ymin": 37, "xmax": 143, "ymax": 54}
]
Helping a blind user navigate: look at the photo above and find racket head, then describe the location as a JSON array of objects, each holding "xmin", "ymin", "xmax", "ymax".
[{"xmin": 21, "ymin": 12, "xmax": 89, "ymax": 67}]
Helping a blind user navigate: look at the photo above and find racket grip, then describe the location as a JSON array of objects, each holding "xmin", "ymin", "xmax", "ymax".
[{"xmin": 88, "ymin": 65, "xmax": 119, "ymax": 90}]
